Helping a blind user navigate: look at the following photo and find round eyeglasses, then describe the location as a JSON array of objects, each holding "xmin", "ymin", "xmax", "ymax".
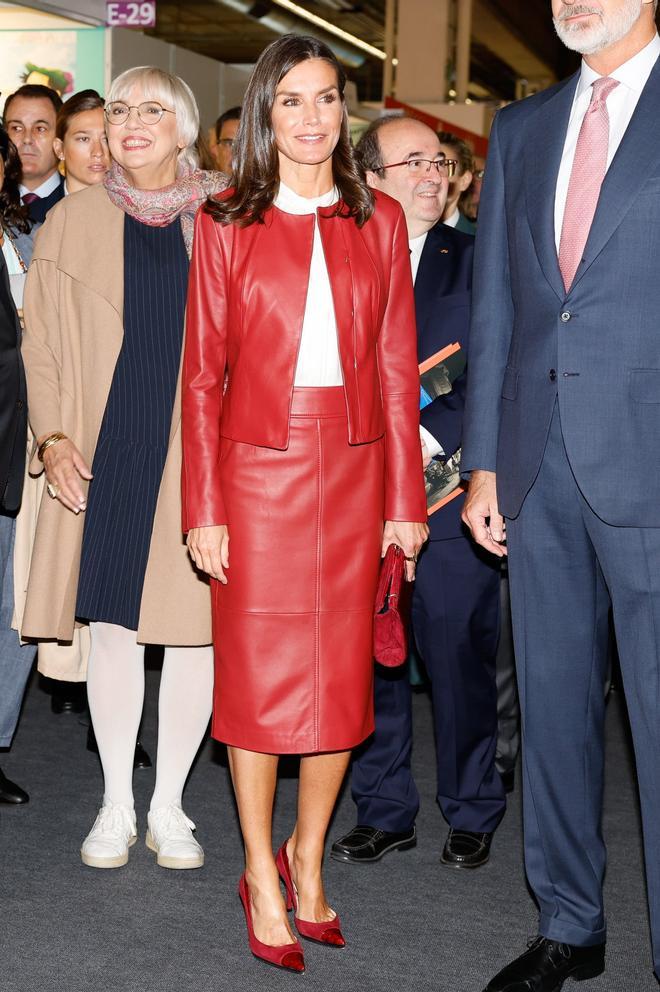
[
  {"xmin": 104, "ymin": 101, "xmax": 176, "ymax": 126},
  {"xmin": 381, "ymin": 157, "xmax": 458, "ymax": 178}
]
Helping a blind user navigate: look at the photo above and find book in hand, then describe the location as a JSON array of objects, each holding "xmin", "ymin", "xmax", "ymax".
[{"xmin": 419, "ymin": 342, "xmax": 467, "ymax": 516}]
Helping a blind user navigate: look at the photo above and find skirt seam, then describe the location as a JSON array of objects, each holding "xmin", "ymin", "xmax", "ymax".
[
  {"xmin": 214, "ymin": 606, "xmax": 374, "ymax": 616},
  {"xmin": 314, "ymin": 416, "xmax": 322, "ymax": 754}
]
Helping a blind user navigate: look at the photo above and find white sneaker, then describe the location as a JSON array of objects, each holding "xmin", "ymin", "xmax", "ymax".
[
  {"xmin": 81, "ymin": 801, "xmax": 137, "ymax": 869},
  {"xmin": 146, "ymin": 804, "xmax": 204, "ymax": 870}
]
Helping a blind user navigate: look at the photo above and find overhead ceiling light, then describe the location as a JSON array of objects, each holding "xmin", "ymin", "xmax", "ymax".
[{"xmin": 269, "ymin": 0, "xmax": 386, "ymax": 60}]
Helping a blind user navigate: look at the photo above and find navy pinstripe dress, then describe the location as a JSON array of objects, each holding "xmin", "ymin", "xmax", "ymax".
[{"xmin": 76, "ymin": 216, "xmax": 188, "ymax": 631}]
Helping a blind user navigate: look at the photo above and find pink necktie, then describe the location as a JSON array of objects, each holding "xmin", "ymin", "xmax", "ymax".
[
  {"xmin": 22, "ymin": 192, "xmax": 40, "ymax": 205},
  {"xmin": 558, "ymin": 76, "xmax": 619, "ymax": 292}
]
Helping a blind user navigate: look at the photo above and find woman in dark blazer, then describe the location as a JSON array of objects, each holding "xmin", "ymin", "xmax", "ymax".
[{"xmin": 182, "ymin": 35, "xmax": 428, "ymax": 974}]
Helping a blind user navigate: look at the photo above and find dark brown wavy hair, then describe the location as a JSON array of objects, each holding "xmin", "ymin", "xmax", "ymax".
[
  {"xmin": 204, "ymin": 34, "xmax": 374, "ymax": 228},
  {"xmin": 0, "ymin": 126, "xmax": 30, "ymax": 235}
]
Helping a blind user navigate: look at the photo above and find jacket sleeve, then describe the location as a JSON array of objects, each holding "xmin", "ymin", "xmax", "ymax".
[
  {"xmin": 377, "ymin": 205, "xmax": 428, "ymax": 523},
  {"xmin": 461, "ymin": 111, "xmax": 514, "ymax": 476},
  {"xmin": 22, "ymin": 206, "xmax": 66, "ymax": 475},
  {"xmin": 181, "ymin": 207, "xmax": 230, "ymax": 532}
]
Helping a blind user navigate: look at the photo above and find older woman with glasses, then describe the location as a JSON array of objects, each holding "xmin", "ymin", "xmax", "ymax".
[{"xmin": 21, "ymin": 67, "xmax": 226, "ymax": 870}]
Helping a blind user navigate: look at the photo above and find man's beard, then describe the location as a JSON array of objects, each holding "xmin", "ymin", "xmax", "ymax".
[{"xmin": 553, "ymin": 1, "xmax": 644, "ymax": 55}]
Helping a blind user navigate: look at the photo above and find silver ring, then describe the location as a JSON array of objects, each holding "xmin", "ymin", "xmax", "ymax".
[{"xmin": 46, "ymin": 482, "xmax": 59, "ymax": 499}]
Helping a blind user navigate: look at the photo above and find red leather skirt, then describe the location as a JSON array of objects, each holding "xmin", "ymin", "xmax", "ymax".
[{"xmin": 211, "ymin": 387, "xmax": 384, "ymax": 754}]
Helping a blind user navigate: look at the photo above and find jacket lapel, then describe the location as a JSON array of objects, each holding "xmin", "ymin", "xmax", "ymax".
[
  {"xmin": 524, "ymin": 72, "xmax": 579, "ymax": 300},
  {"xmin": 571, "ymin": 56, "xmax": 660, "ymax": 292},
  {"xmin": 56, "ymin": 186, "xmax": 125, "ymax": 318},
  {"xmin": 414, "ymin": 224, "xmax": 452, "ymax": 336}
]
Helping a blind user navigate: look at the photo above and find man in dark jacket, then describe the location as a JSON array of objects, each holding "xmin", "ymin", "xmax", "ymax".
[
  {"xmin": 0, "ymin": 246, "xmax": 32, "ymax": 802},
  {"xmin": 331, "ymin": 116, "xmax": 504, "ymax": 870}
]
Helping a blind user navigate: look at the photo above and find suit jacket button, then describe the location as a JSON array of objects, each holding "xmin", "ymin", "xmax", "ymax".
[
  {"xmin": 549, "ymin": 369, "xmax": 557, "ymax": 382},
  {"xmin": 560, "ymin": 311, "xmax": 571, "ymax": 322}
]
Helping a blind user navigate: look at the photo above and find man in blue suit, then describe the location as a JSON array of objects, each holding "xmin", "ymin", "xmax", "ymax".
[
  {"xmin": 332, "ymin": 115, "xmax": 504, "ymax": 871},
  {"xmin": 462, "ymin": 1, "xmax": 660, "ymax": 989},
  {"xmin": 4, "ymin": 85, "xmax": 64, "ymax": 226}
]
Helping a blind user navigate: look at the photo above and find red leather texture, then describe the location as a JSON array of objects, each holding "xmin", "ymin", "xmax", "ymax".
[
  {"xmin": 210, "ymin": 388, "xmax": 382, "ymax": 753},
  {"xmin": 181, "ymin": 189, "xmax": 427, "ymax": 531}
]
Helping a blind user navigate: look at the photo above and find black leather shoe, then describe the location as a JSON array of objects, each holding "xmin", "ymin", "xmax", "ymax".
[
  {"xmin": 51, "ymin": 681, "xmax": 86, "ymax": 715},
  {"xmin": 483, "ymin": 936, "xmax": 605, "ymax": 991},
  {"xmin": 0, "ymin": 767, "xmax": 29, "ymax": 804},
  {"xmin": 330, "ymin": 825, "xmax": 416, "ymax": 864},
  {"xmin": 133, "ymin": 740, "xmax": 152, "ymax": 769},
  {"xmin": 441, "ymin": 828, "xmax": 492, "ymax": 868},
  {"xmin": 499, "ymin": 767, "xmax": 515, "ymax": 794},
  {"xmin": 86, "ymin": 726, "xmax": 152, "ymax": 769}
]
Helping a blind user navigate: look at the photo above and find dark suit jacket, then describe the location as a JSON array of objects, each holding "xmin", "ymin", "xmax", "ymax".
[
  {"xmin": 0, "ymin": 250, "xmax": 27, "ymax": 512},
  {"xmin": 26, "ymin": 175, "xmax": 65, "ymax": 224},
  {"xmin": 462, "ymin": 57, "xmax": 660, "ymax": 525},
  {"xmin": 416, "ymin": 221, "xmax": 474, "ymax": 539}
]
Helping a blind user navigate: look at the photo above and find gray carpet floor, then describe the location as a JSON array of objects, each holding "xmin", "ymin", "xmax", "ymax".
[{"xmin": 1, "ymin": 669, "xmax": 655, "ymax": 992}]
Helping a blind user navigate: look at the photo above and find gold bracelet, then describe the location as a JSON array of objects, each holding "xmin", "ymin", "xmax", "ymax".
[{"xmin": 38, "ymin": 431, "xmax": 68, "ymax": 462}]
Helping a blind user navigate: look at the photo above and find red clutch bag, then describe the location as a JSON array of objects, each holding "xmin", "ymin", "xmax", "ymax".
[{"xmin": 373, "ymin": 544, "xmax": 408, "ymax": 667}]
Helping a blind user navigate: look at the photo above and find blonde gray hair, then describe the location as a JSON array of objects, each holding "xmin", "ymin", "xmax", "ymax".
[{"xmin": 107, "ymin": 66, "xmax": 200, "ymax": 174}]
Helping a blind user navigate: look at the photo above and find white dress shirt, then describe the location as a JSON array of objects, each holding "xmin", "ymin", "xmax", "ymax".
[
  {"xmin": 19, "ymin": 170, "xmax": 62, "ymax": 201},
  {"xmin": 554, "ymin": 32, "xmax": 660, "ymax": 250},
  {"xmin": 274, "ymin": 181, "xmax": 343, "ymax": 388},
  {"xmin": 409, "ymin": 230, "xmax": 445, "ymax": 459},
  {"xmin": 443, "ymin": 208, "xmax": 460, "ymax": 229}
]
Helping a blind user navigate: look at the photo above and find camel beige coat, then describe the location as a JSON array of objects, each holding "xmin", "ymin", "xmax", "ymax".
[{"xmin": 20, "ymin": 184, "xmax": 212, "ymax": 647}]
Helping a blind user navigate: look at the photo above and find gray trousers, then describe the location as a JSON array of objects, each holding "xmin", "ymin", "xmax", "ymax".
[{"xmin": 0, "ymin": 511, "xmax": 35, "ymax": 746}]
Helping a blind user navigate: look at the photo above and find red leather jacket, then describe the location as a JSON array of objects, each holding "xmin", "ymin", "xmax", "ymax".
[{"xmin": 181, "ymin": 188, "xmax": 427, "ymax": 530}]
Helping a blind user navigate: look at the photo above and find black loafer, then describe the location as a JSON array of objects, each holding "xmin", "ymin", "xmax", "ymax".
[
  {"xmin": 483, "ymin": 936, "xmax": 605, "ymax": 991},
  {"xmin": 330, "ymin": 824, "xmax": 416, "ymax": 864},
  {"xmin": 0, "ymin": 768, "xmax": 29, "ymax": 804},
  {"xmin": 50, "ymin": 681, "xmax": 86, "ymax": 715},
  {"xmin": 441, "ymin": 828, "xmax": 492, "ymax": 868}
]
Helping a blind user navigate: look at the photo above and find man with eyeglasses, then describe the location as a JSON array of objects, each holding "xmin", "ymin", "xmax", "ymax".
[{"xmin": 331, "ymin": 115, "xmax": 505, "ymax": 871}]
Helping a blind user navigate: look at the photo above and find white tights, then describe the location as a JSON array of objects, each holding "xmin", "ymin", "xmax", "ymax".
[{"xmin": 86, "ymin": 622, "xmax": 214, "ymax": 810}]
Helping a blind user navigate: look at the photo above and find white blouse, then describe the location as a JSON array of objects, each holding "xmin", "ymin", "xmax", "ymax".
[{"xmin": 274, "ymin": 181, "xmax": 344, "ymax": 388}]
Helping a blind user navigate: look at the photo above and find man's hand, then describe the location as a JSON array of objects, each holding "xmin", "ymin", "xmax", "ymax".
[{"xmin": 461, "ymin": 469, "xmax": 507, "ymax": 557}]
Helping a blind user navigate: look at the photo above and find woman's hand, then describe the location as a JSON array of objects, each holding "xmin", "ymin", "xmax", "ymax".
[
  {"xmin": 41, "ymin": 437, "xmax": 93, "ymax": 514},
  {"xmin": 382, "ymin": 519, "xmax": 429, "ymax": 581},
  {"xmin": 187, "ymin": 525, "xmax": 230, "ymax": 583}
]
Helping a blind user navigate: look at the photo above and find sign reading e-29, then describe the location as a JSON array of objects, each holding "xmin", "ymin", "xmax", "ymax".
[{"xmin": 106, "ymin": 2, "xmax": 156, "ymax": 28}]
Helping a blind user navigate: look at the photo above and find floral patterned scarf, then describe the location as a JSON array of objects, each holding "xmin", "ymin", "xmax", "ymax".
[{"xmin": 104, "ymin": 162, "xmax": 229, "ymax": 257}]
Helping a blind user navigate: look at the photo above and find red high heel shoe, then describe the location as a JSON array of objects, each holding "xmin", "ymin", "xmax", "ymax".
[
  {"xmin": 275, "ymin": 841, "xmax": 346, "ymax": 948},
  {"xmin": 238, "ymin": 873, "xmax": 305, "ymax": 973}
]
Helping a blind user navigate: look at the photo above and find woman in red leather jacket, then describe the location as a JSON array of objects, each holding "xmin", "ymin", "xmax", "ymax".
[{"xmin": 182, "ymin": 34, "xmax": 428, "ymax": 973}]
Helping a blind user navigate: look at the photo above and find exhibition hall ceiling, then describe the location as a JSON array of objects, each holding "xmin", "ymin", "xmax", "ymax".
[{"xmin": 146, "ymin": 0, "xmax": 577, "ymax": 103}]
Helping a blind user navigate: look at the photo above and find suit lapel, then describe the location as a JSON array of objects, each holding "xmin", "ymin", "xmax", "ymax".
[
  {"xmin": 525, "ymin": 72, "xmax": 579, "ymax": 300},
  {"xmin": 572, "ymin": 56, "xmax": 660, "ymax": 291},
  {"xmin": 414, "ymin": 224, "xmax": 452, "ymax": 335}
]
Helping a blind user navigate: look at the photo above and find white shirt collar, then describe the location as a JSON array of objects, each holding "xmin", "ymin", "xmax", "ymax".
[
  {"xmin": 19, "ymin": 171, "xmax": 62, "ymax": 200},
  {"xmin": 409, "ymin": 232, "xmax": 428, "ymax": 256},
  {"xmin": 275, "ymin": 180, "xmax": 339, "ymax": 215},
  {"xmin": 443, "ymin": 208, "xmax": 460, "ymax": 229},
  {"xmin": 577, "ymin": 32, "xmax": 660, "ymax": 99}
]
